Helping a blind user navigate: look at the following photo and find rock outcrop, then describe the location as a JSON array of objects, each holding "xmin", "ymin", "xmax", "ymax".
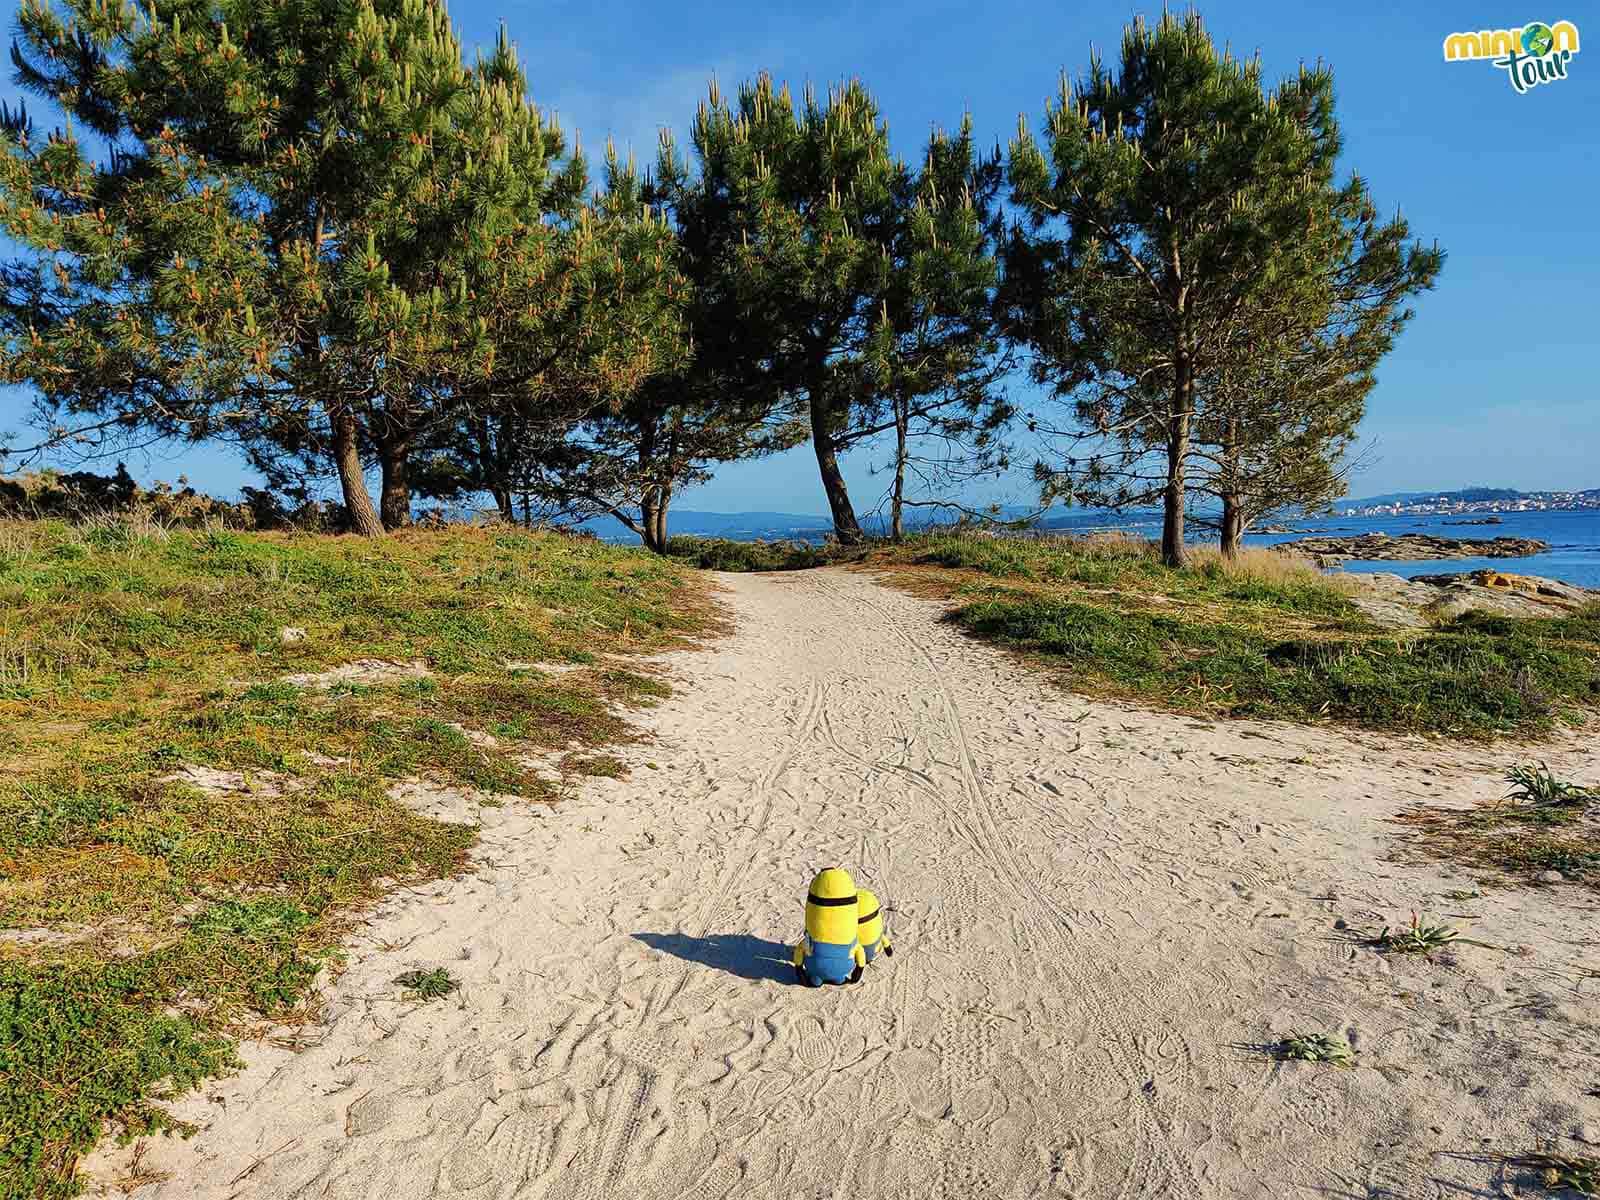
[
  {"xmin": 1274, "ymin": 532, "xmax": 1547, "ymax": 565},
  {"xmin": 1412, "ymin": 569, "xmax": 1597, "ymax": 620},
  {"xmin": 1346, "ymin": 569, "xmax": 1598, "ymax": 629}
]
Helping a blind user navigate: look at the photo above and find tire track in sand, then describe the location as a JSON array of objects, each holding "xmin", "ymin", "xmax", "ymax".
[
  {"xmin": 568, "ymin": 674, "xmax": 826, "ymax": 1200},
  {"xmin": 811, "ymin": 571, "xmax": 1204, "ymax": 1200}
]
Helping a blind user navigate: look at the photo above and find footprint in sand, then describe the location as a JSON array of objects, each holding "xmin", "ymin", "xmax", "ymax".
[
  {"xmin": 890, "ymin": 1046, "xmax": 952, "ymax": 1120},
  {"xmin": 791, "ymin": 1014, "xmax": 834, "ymax": 1072}
]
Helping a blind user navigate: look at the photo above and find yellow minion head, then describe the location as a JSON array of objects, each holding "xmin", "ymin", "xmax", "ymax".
[{"xmin": 804, "ymin": 867, "xmax": 858, "ymax": 945}]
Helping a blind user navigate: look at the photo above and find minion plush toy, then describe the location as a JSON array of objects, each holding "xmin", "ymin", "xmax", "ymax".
[
  {"xmin": 791, "ymin": 867, "xmax": 866, "ymax": 987},
  {"xmin": 856, "ymin": 887, "xmax": 892, "ymax": 962}
]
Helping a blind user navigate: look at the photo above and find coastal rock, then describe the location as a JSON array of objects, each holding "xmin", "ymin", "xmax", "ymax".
[
  {"xmin": 1272, "ymin": 532, "xmax": 1548, "ymax": 565},
  {"xmin": 1412, "ymin": 569, "xmax": 1593, "ymax": 603},
  {"xmin": 1346, "ymin": 573, "xmax": 1437, "ymax": 629},
  {"xmin": 1346, "ymin": 569, "xmax": 1598, "ymax": 629},
  {"xmin": 1414, "ymin": 570, "xmax": 1598, "ymax": 621}
]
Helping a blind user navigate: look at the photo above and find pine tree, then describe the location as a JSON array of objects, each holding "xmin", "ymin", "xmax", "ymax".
[
  {"xmin": 551, "ymin": 144, "xmax": 769, "ymax": 552},
  {"xmin": 405, "ymin": 141, "xmax": 695, "ymax": 535},
  {"xmin": 1004, "ymin": 10, "xmax": 1440, "ymax": 566},
  {"xmin": 660, "ymin": 75, "xmax": 1004, "ymax": 545},
  {"xmin": 875, "ymin": 117, "xmax": 1013, "ymax": 540},
  {"xmin": 1, "ymin": 0, "xmax": 591, "ymax": 535},
  {"xmin": 1191, "ymin": 185, "xmax": 1438, "ymax": 556}
]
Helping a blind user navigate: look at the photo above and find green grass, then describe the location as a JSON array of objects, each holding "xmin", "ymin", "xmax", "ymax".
[
  {"xmin": 2, "ymin": 957, "xmax": 234, "ymax": 1199},
  {"xmin": 0, "ymin": 520, "xmax": 711, "ymax": 1199},
  {"xmin": 891, "ymin": 530, "xmax": 1360, "ymax": 616},
  {"xmin": 664, "ymin": 535, "xmax": 856, "ymax": 572},
  {"xmin": 951, "ymin": 596, "xmax": 1599, "ymax": 736},
  {"xmin": 866, "ymin": 532, "xmax": 1600, "ymax": 738},
  {"xmin": 2, "ymin": 896, "xmax": 332, "ymax": 1198}
]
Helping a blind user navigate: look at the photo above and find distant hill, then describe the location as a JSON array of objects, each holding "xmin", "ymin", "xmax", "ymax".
[
  {"xmin": 1338, "ymin": 486, "xmax": 1599, "ymax": 510},
  {"xmin": 1340, "ymin": 487, "xmax": 1523, "ymax": 508}
]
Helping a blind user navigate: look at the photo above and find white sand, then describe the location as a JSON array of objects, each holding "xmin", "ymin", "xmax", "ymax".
[{"xmin": 89, "ymin": 568, "xmax": 1600, "ymax": 1198}]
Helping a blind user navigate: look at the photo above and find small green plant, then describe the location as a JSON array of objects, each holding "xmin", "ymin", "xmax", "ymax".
[
  {"xmin": 1511, "ymin": 1150, "xmax": 1600, "ymax": 1196},
  {"xmin": 1372, "ymin": 913, "xmax": 1459, "ymax": 955},
  {"xmin": 1506, "ymin": 762, "xmax": 1595, "ymax": 807},
  {"xmin": 395, "ymin": 967, "xmax": 458, "ymax": 1001},
  {"xmin": 1276, "ymin": 1032, "xmax": 1354, "ymax": 1065}
]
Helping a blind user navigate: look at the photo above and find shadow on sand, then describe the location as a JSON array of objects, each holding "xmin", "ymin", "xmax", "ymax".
[{"xmin": 632, "ymin": 932, "xmax": 796, "ymax": 984}]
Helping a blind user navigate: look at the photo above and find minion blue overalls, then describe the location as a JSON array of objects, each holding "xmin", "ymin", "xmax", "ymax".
[{"xmin": 791, "ymin": 867, "xmax": 867, "ymax": 986}]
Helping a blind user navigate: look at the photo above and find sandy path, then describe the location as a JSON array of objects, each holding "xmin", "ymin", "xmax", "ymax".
[{"xmin": 94, "ymin": 568, "xmax": 1600, "ymax": 1199}]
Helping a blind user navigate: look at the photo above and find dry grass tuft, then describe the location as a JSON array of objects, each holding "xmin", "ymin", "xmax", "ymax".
[
  {"xmin": 1393, "ymin": 763, "xmax": 1600, "ymax": 892},
  {"xmin": 1185, "ymin": 543, "xmax": 1361, "ymax": 593}
]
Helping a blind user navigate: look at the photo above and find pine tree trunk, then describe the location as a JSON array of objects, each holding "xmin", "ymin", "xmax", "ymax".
[
  {"xmin": 639, "ymin": 493, "xmax": 657, "ymax": 552},
  {"xmin": 330, "ymin": 408, "xmax": 385, "ymax": 538},
  {"xmin": 1219, "ymin": 417, "xmax": 1242, "ymax": 560},
  {"xmin": 1161, "ymin": 354, "xmax": 1191, "ymax": 570},
  {"xmin": 809, "ymin": 386, "xmax": 865, "ymax": 545},
  {"xmin": 891, "ymin": 394, "xmax": 908, "ymax": 543},
  {"xmin": 1220, "ymin": 495, "xmax": 1243, "ymax": 559},
  {"xmin": 472, "ymin": 414, "xmax": 514, "ymax": 523},
  {"xmin": 633, "ymin": 419, "xmax": 666, "ymax": 554},
  {"xmin": 639, "ymin": 487, "xmax": 669, "ymax": 555},
  {"xmin": 648, "ymin": 486, "xmax": 671, "ymax": 554},
  {"xmin": 378, "ymin": 435, "xmax": 412, "ymax": 530}
]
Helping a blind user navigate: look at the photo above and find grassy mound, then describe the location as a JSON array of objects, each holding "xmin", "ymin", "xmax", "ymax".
[
  {"xmin": 0, "ymin": 521, "xmax": 710, "ymax": 1198},
  {"xmin": 871, "ymin": 532, "xmax": 1600, "ymax": 738},
  {"xmin": 663, "ymin": 535, "xmax": 854, "ymax": 572}
]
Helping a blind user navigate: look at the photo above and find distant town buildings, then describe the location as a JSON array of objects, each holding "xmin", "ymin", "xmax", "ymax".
[{"xmin": 1335, "ymin": 489, "xmax": 1600, "ymax": 517}]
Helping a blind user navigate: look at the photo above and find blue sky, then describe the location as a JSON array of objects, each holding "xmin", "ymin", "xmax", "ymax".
[{"xmin": 3, "ymin": 0, "xmax": 1596, "ymax": 514}]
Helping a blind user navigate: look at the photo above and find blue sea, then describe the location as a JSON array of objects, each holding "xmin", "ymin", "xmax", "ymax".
[
  {"xmin": 1029, "ymin": 507, "xmax": 1600, "ymax": 589},
  {"xmin": 1245, "ymin": 508, "xmax": 1600, "ymax": 591},
  {"xmin": 605, "ymin": 505, "xmax": 1600, "ymax": 590}
]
